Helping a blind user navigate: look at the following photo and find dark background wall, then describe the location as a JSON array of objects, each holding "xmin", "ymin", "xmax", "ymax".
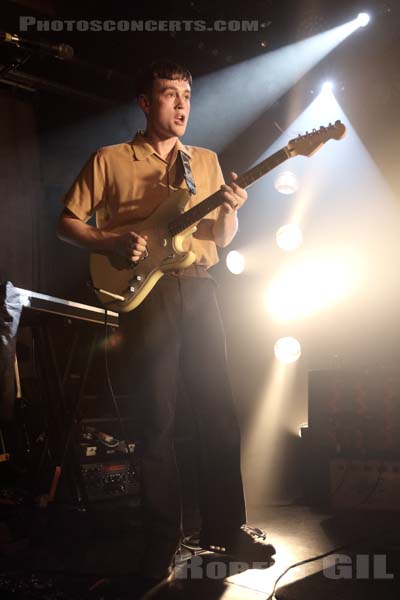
[{"xmin": 0, "ymin": 91, "xmax": 42, "ymax": 290}]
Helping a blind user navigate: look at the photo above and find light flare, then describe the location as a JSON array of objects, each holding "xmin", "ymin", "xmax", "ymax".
[
  {"xmin": 266, "ymin": 251, "xmax": 365, "ymax": 321},
  {"xmin": 226, "ymin": 250, "xmax": 245, "ymax": 274}
]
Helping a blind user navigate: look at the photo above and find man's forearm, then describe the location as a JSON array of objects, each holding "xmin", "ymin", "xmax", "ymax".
[
  {"xmin": 57, "ymin": 212, "xmax": 118, "ymax": 253},
  {"xmin": 57, "ymin": 210, "xmax": 148, "ymax": 262},
  {"xmin": 212, "ymin": 209, "xmax": 238, "ymax": 248}
]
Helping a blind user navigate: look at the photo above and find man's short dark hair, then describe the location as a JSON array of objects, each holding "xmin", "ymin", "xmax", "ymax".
[{"xmin": 135, "ymin": 60, "xmax": 192, "ymax": 98}]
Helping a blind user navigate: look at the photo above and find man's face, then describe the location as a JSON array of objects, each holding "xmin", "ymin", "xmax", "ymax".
[{"xmin": 141, "ymin": 76, "xmax": 191, "ymax": 139}]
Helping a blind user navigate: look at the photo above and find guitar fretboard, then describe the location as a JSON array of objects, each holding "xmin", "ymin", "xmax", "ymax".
[
  {"xmin": 236, "ymin": 147, "xmax": 290, "ymax": 189},
  {"xmin": 168, "ymin": 147, "xmax": 290, "ymax": 236}
]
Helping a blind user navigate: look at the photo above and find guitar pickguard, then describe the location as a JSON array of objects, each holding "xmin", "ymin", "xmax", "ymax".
[{"xmin": 90, "ymin": 189, "xmax": 197, "ymax": 312}]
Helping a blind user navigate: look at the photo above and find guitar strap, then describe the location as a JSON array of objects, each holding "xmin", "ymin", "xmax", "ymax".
[{"xmin": 178, "ymin": 150, "xmax": 197, "ymax": 195}]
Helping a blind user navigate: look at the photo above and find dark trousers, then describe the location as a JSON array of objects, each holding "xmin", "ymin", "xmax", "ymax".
[{"xmin": 120, "ymin": 275, "xmax": 246, "ymax": 570}]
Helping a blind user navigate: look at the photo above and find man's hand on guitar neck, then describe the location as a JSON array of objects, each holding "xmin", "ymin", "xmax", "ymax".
[
  {"xmin": 219, "ymin": 171, "xmax": 247, "ymax": 214},
  {"xmin": 213, "ymin": 172, "xmax": 247, "ymax": 248}
]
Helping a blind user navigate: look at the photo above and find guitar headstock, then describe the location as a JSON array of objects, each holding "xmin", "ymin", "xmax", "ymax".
[{"xmin": 287, "ymin": 120, "xmax": 346, "ymax": 157}]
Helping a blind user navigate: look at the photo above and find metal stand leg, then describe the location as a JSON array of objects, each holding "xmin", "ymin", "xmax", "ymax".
[{"xmin": 0, "ymin": 428, "xmax": 9, "ymax": 463}]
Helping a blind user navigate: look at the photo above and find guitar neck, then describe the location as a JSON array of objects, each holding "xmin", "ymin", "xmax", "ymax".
[
  {"xmin": 236, "ymin": 147, "xmax": 290, "ymax": 189},
  {"xmin": 168, "ymin": 146, "xmax": 290, "ymax": 236}
]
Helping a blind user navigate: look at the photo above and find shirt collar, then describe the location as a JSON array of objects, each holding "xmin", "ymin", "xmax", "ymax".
[{"xmin": 131, "ymin": 130, "xmax": 192, "ymax": 161}]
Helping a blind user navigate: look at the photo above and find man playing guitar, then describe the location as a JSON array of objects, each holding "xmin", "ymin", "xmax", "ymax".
[{"xmin": 58, "ymin": 59, "xmax": 276, "ymax": 587}]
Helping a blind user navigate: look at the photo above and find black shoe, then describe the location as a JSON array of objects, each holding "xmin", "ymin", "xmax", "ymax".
[{"xmin": 202, "ymin": 525, "xmax": 276, "ymax": 566}]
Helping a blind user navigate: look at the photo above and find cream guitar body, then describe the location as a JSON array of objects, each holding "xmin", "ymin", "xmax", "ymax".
[
  {"xmin": 90, "ymin": 188, "xmax": 197, "ymax": 312},
  {"xmin": 90, "ymin": 120, "xmax": 346, "ymax": 313}
]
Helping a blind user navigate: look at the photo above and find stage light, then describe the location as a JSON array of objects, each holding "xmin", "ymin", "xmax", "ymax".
[
  {"xmin": 274, "ymin": 171, "xmax": 299, "ymax": 195},
  {"xmin": 356, "ymin": 12, "xmax": 370, "ymax": 27},
  {"xmin": 226, "ymin": 250, "xmax": 245, "ymax": 274},
  {"xmin": 274, "ymin": 337, "xmax": 302, "ymax": 363},
  {"xmin": 322, "ymin": 81, "xmax": 334, "ymax": 93},
  {"xmin": 276, "ymin": 224, "xmax": 303, "ymax": 252},
  {"xmin": 266, "ymin": 253, "xmax": 363, "ymax": 321}
]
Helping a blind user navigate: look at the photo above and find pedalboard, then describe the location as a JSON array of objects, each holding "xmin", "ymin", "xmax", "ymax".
[{"xmin": 79, "ymin": 459, "xmax": 140, "ymax": 502}]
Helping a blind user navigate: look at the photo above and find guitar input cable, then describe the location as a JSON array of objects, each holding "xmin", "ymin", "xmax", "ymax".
[{"xmin": 103, "ymin": 309, "xmax": 134, "ymax": 467}]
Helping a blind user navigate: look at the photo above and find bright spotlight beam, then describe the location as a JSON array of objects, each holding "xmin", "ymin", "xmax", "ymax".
[
  {"xmin": 357, "ymin": 13, "xmax": 371, "ymax": 28},
  {"xmin": 187, "ymin": 20, "xmax": 366, "ymax": 151},
  {"xmin": 276, "ymin": 224, "xmax": 303, "ymax": 252},
  {"xmin": 242, "ymin": 361, "xmax": 298, "ymax": 507},
  {"xmin": 274, "ymin": 337, "xmax": 302, "ymax": 363},
  {"xmin": 266, "ymin": 252, "xmax": 365, "ymax": 322},
  {"xmin": 322, "ymin": 81, "xmax": 334, "ymax": 93}
]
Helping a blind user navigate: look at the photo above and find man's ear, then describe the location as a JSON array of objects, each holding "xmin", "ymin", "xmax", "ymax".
[{"xmin": 138, "ymin": 93, "xmax": 151, "ymax": 114}]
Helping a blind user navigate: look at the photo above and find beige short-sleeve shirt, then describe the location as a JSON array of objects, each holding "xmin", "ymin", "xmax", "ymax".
[{"xmin": 63, "ymin": 131, "xmax": 225, "ymax": 268}]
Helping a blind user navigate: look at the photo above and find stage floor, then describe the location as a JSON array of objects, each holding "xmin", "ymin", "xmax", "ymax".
[{"xmin": 1, "ymin": 501, "xmax": 399, "ymax": 599}]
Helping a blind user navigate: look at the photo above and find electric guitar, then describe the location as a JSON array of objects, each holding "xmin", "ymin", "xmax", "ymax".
[{"xmin": 90, "ymin": 120, "xmax": 346, "ymax": 312}]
